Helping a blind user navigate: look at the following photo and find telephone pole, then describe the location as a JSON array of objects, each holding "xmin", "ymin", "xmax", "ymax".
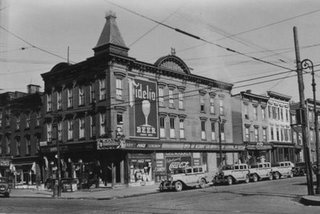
[{"xmin": 293, "ymin": 26, "xmax": 314, "ymax": 195}]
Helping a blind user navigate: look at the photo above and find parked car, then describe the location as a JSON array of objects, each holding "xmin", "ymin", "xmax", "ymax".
[
  {"xmin": 271, "ymin": 161, "xmax": 294, "ymax": 179},
  {"xmin": 249, "ymin": 162, "xmax": 273, "ymax": 182},
  {"xmin": 0, "ymin": 177, "xmax": 11, "ymax": 197},
  {"xmin": 214, "ymin": 163, "xmax": 250, "ymax": 185},
  {"xmin": 159, "ymin": 165, "xmax": 214, "ymax": 192},
  {"xmin": 292, "ymin": 162, "xmax": 306, "ymax": 176}
]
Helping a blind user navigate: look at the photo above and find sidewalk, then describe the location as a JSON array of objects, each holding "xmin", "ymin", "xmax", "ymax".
[{"xmin": 9, "ymin": 183, "xmax": 160, "ymax": 200}]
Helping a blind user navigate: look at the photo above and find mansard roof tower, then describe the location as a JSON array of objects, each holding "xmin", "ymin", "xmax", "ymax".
[{"xmin": 93, "ymin": 11, "xmax": 129, "ymax": 56}]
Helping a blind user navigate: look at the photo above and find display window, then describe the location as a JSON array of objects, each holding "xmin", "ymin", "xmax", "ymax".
[{"xmin": 129, "ymin": 158, "xmax": 152, "ymax": 184}]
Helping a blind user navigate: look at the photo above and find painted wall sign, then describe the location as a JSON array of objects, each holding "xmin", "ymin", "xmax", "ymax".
[{"xmin": 129, "ymin": 78, "xmax": 158, "ymax": 138}]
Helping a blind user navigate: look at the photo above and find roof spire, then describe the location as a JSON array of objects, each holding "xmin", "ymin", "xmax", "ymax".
[{"xmin": 93, "ymin": 11, "xmax": 129, "ymax": 56}]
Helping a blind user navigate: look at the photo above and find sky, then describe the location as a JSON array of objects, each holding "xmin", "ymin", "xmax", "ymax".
[{"xmin": 1, "ymin": 0, "xmax": 320, "ymax": 102}]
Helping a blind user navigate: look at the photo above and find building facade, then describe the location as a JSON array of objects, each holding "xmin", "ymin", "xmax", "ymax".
[
  {"xmin": 0, "ymin": 85, "xmax": 42, "ymax": 186},
  {"xmin": 40, "ymin": 12, "xmax": 243, "ymax": 188},
  {"xmin": 232, "ymin": 90, "xmax": 270, "ymax": 165}
]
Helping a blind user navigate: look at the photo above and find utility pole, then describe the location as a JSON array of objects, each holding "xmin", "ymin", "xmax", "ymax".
[{"xmin": 293, "ymin": 26, "xmax": 314, "ymax": 195}]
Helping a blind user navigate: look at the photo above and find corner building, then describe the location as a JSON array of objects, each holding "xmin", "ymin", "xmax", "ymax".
[{"xmin": 40, "ymin": 12, "xmax": 240, "ymax": 187}]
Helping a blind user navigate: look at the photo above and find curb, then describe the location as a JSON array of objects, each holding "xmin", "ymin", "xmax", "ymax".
[{"xmin": 300, "ymin": 196, "xmax": 320, "ymax": 206}]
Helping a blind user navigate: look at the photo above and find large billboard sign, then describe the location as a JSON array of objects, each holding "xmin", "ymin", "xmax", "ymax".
[{"xmin": 129, "ymin": 77, "xmax": 158, "ymax": 138}]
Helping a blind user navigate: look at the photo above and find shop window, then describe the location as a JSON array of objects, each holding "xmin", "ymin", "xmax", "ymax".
[
  {"xmin": 210, "ymin": 97, "xmax": 215, "ymax": 114},
  {"xmin": 129, "ymin": 159, "xmax": 152, "ymax": 183},
  {"xmin": 116, "ymin": 78, "xmax": 122, "ymax": 100},
  {"xmin": 47, "ymin": 123, "xmax": 52, "ymax": 142},
  {"xmin": 67, "ymin": 88, "xmax": 73, "ymax": 108},
  {"xmin": 99, "ymin": 113, "xmax": 106, "ymax": 136},
  {"xmin": 211, "ymin": 122, "xmax": 216, "ymax": 141},
  {"xmin": 169, "ymin": 89, "xmax": 174, "ymax": 108},
  {"xmin": 99, "ymin": 79, "xmax": 106, "ymax": 100},
  {"xmin": 201, "ymin": 120, "xmax": 206, "ymax": 140},
  {"xmin": 178, "ymin": 91, "xmax": 184, "ymax": 109},
  {"xmin": 47, "ymin": 94, "xmax": 52, "ymax": 112},
  {"xmin": 79, "ymin": 86, "xmax": 85, "ymax": 106},
  {"xmin": 158, "ymin": 87, "xmax": 164, "ymax": 107},
  {"xmin": 57, "ymin": 91, "xmax": 62, "ymax": 110},
  {"xmin": 179, "ymin": 119, "xmax": 185, "ymax": 139},
  {"xmin": 160, "ymin": 117, "xmax": 165, "ymax": 138},
  {"xmin": 170, "ymin": 117, "xmax": 175, "ymax": 138}
]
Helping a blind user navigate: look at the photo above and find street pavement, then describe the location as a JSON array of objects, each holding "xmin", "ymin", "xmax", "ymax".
[{"xmin": 8, "ymin": 177, "xmax": 320, "ymax": 206}]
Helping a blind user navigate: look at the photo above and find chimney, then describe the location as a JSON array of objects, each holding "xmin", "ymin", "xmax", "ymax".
[{"xmin": 27, "ymin": 84, "xmax": 40, "ymax": 94}]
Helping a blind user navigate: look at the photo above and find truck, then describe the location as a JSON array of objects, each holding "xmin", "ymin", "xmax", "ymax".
[
  {"xmin": 271, "ymin": 161, "xmax": 294, "ymax": 179},
  {"xmin": 159, "ymin": 165, "xmax": 215, "ymax": 192},
  {"xmin": 214, "ymin": 163, "xmax": 250, "ymax": 185},
  {"xmin": 248, "ymin": 162, "xmax": 273, "ymax": 182}
]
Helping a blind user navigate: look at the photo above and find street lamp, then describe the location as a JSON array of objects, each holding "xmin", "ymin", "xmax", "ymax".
[{"xmin": 302, "ymin": 59, "xmax": 320, "ymax": 194}]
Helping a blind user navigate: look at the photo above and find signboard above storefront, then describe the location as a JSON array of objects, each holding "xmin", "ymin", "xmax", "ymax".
[{"xmin": 97, "ymin": 138, "xmax": 120, "ymax": 150}]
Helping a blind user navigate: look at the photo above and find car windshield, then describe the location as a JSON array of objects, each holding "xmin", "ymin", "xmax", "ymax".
[
  {"xmin": 173, "ymin": 168, "xmax": 185, "ymax": 174},
  {"xmin": 221, "ymin": 165, "xmax": 233, "ymax": 170}
]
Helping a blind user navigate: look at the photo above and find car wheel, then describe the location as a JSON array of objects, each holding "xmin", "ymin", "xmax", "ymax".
[
  {"xmin": 269, "ymin": 173, "xmax": 273, "ymax": 180},
  {"xmin": 159, "ymin": 183, "xmax": 164, "ymax": 192},
  {"xmin": 199, "ymin": 178, "xmax": 206, "ymax": 188},
  {"xmin": 227, "ymin": 176, "xmax": 233, "ymax": 185},
  {"xmin": 245, "ymin": 175, "xmax": 250, "ymax": 183},
  {"xmin": 4, "ymin": 192, "xmax": 9, "ymax": 197},
  {"xmin": 175, "ymin": 181, "xmax": 183, "ymax": 192},
  {"xmin": 274, "ymin": 172, "xmax": 280, "ymax": 180},
  {"xmin": 252, "ymin": 174, "xmax": 258, "ymax": 182}
]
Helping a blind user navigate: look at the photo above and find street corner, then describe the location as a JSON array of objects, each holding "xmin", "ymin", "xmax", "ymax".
[{"xmin": 300, "ymin": 195, "xmax": 320, "ymax": 206}]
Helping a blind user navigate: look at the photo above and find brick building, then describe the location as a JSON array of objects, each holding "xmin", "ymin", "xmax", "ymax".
[
  {"xmin": 39, "ymin": 12, "xmax": 242, "ymax": 188},
  {"xmin": 0, "ymin": 85, "xmax": 42, "ymax": 186}
]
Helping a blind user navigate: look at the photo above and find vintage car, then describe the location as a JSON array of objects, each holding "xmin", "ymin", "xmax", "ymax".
[
  {"xmin": 214, "ymin": 163, "xmax": 250, "ymax": 185},
  {"xmin": 292, "ymin": 162, "xmax": 306, "ymax": 176},
  {"xmin": 271, "ymin": 161, "xmax": 294, "ymax": 179},
  {"xmin": 249, "ymin": 162, "xmax": 273, "ymax": 182},
  {"xmin": 159, "ymin": 166, "xmax": 213, "ymax": 192},
  {"xmin": 0, "ymin": 177, "xmax": 11, "ymax": 197}
]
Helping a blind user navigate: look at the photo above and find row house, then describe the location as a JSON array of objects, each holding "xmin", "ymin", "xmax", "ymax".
[
  {"xmin": 40, "ymin": 12, "xmax": 240, "ymax": 188},
  {"xmin": 232, "ymin": 90, "xmax": 270, "ymax": 165},
  {"xmin": 266, "ymin": 91, "xmax": 296, "ymax": 163},
  {"xmin": 0, "ymin": 85, "xmax": 42, "ymax": 186}
]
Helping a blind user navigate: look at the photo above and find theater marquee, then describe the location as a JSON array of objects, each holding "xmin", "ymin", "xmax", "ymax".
[{"xmin": 128, "ymin": 77, "xmax": 158, "ymax": 138}]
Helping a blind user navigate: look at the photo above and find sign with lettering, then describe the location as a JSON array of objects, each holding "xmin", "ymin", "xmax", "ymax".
[
  {"xmin": 97, "ymin": 138, "xmax": 119, "ymax": 150},
  {"xmin": 129, "ymin": 78, "xmax": 158, "ymax": 138},
  {"xmin": 166, "ymin": 156, "xmax": 191, "ymax": 173}
]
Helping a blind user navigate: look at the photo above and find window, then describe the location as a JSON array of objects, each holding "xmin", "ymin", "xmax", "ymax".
[
  {"xmin": 90, "ymin": 115, "xmax": 95, "ymax": 138},
  {"xmin": 47, "ymin": 94, "xmax": 52, "ymax": 112},
  {"xmin": 0, "ymin": 112, "xmax": 2, "ymax": 128},
  {"xmin": 0, "ymin": 136, "xmax": 2, "ymax": 154},
  {"xmin": 309, "ymin": 111, "xmax": 313, "ymax": 123},
  {"xmin": 58, "ymin": 121, "xmax": 62, "ymax": 141},
  {"xmin": 276, "ymin": 127, "xmax": 280, "ymax": 141},
  {"xmin": 90, "ymin": 84, "xmax": 95, "ymax": 103},
  {"xmin": 26, "ymin": 137, "xmax": 31, "ymax": 155},
  {"xmin": 210, "ymin": 98, "xmax": 215, "ymax": 114},
  {"xmin": 79, "ymin": 87, "xmax": 85, "ymax": 106},
  {"xmin": 211, "ymin": 122, "xmax": 216, "ymax": 141},
  {"xmin": 67, "ymin": 88, "xmax": 73, "ymax": 108},
  {"xmin": 57, "ymin": 91, "xmax": 62, "ymax": 110},
  {"xmin": 116, "ymin": 113, "xmax": 123, "ymax": 137},
  {"xmin": 220, "ymin": 123, "xmax": 225, "ymax": 141},
  {"xmin": 293, "ymin": 131, "xmax": 297, "ymax": 144},
  {"xmin": 179, "ymin": 119, "xmax": 185, "ymax": 139},
  {"xmin": 201, "ymin": 120, "xmax": 206, "ymax": 140},
  {"xmin": 262, "ymin": 128, "xmax": 267, "ymax": 142},
  {"xmin": 26, "ymin": 113, "xmax": 30, "ymax": 129},
  {"xmin": 272, "ymin": 106, "xmax": 277, "ymax": 119},
  {"xmin": 15, "ymin": 138, "xmax": 20, "ymax": 156},
  {"xmin": 79, "ymin": 118, "xmax": 85, "ymax": 139},
  {"xmin": 5, "ymin": 136, "xmax": 10, "ymax": 155},
  {"xmin": 200, "ymin": 96, "xmax": 205, "ymax": 112},
  {"xmin": 169, "ymin": 89, "xmax": 174, "ymax": 108},
  {"xmin": 245, "ymin": 126, "xmax": 250, "ymax": 141},
  {"xmin": 36, "ymin": 112, "xmax": 41, "ymax": 127},
  {"xmin": 286, "ymin": 109, "xmax": 289, "ymax": 122},
  {"xmin": 170, "ymin": 117, "xmax": 175, "ymax": 138},
  {"xmin": 254, "ymin": 127, "xmax": 259, "ymax": 142},
  {"xmin": 219, "ymin": 100, "xmax": 224, "ymax": 115},
  {"xmin": 159, "ymin": 87, "xmax": 164, "ymax": 107},
  {"xmin": 5, "ymin": 116, "xmax": 9, "ymax": 127},
  {"xmin": 270, "ymin": 126, "xmax": 274, "ymax": 141},
  {"xmin": 280, "ymin": 108, "xmax": 284, "ymax": 121},
  {"xmin": 68, "ymin": 120, "xmax": 73, "ymax": 140},
  {"xmin": 100, "ymin": 113, "xmax": 106, "ymax": 136},
  {"xmin": 99, "ymin": 79, "xmax": 106, "ymax": 100},
  {"xmin": 244, "ymin": 104, "xmax": 249, "ymax": 119},
  {"xmin": 160, "ymin": 117, "xmax": 165, "ymax": 138},
  {"xmin": 16, "ymin": 116, "xmax": 20, "ymax": 130},
  {"xmin": 116, "ymin": 78, "xmax": 122, "ymax": 100},
  {"xmin": 253, "ymin": 106, "xmax": 258, "ymax": 120},
  {"xmin": 268, "ymin": 106, "xmax": 272, "ymax": 118},
  {"xmin": 178, "ymin": 91, "xmax": 184, "ymax": 109},
  {"xmin": 310, "ymin": 130, "xmax": 314, "ymax": 142},
  {"xmin": 261, "ymin": 108, "xmax": 266, "ymax": 120},
  {"xmin": 47, "ymin": 123, "xmax": 52, "ymax": 142}
]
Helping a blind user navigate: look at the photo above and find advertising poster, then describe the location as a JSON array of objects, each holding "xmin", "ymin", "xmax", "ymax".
[
  {"xmin": 166, "ymin": 156, "xmax": 192, "ymax": 174},
  {"xmin": 128, "ymin": 77, "xmax": 158, "ymax": 138}
]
